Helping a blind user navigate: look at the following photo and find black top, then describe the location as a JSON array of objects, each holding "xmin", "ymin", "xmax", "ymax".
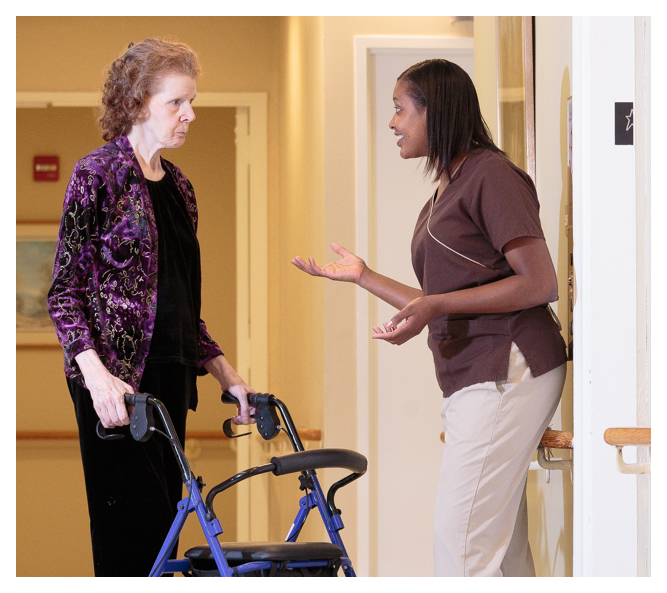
[{"xmin": 146, "ymin": 169, "xmax": 201, "ymax": 366}]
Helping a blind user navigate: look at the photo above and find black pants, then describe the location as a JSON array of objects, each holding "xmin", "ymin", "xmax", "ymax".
[{"xmin": 68, "ymin": 361, "xmax": 197, "ymax": 577}]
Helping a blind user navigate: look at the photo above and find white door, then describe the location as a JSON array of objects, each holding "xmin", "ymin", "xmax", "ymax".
[
  {"xmin": 571, "ymin": 17, "xmax": 641, "ymax": 576},
  {"xmin": 355, "ymin": 39, "xmax": 474, "ymax": 577}
]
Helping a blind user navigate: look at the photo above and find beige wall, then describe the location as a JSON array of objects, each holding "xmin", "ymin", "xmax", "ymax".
[
  {"xmin": 272, "ymin": 16, "xmax": 325, "ymax": 433},
  {"xmin": 474, "ymin": 17, "xmax": 499, "ymax": 141},
  {"xmin": 16, "ymin": 16, "xmax": 282, "ymax": 94},
  {"xmin": 16, "ymin": 108, "xmax": 102, "ymax": 440},
  {"xmin": 267, "ymin": 16, "xmax": 326, "ymax": 543}
]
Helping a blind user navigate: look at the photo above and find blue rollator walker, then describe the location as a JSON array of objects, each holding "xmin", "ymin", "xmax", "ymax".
[{"xmin": 97, "ymin": 391, "xmax": 366, "ymax": 577}]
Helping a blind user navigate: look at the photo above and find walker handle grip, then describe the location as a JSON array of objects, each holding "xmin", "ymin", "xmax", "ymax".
[
  {"xmin": 221, "ymin": 390, "xmax": 261, "ymax": 408},
  {"xmin": 96, "ymin": 393, "xmax": 154, "ymax": 442}
]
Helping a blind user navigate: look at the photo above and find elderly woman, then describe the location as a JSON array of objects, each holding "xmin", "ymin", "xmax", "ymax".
[
  {"xmin": 292, "ymin": 59, "xmax": 568, "ymax": 577},
  {"xmin": 48, "ymin": 38, "xmax": 254, "ymax": 577}
]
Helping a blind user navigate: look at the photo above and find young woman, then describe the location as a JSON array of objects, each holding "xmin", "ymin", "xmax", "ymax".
[{"xmin": 292, "ymin": 59, "xmax": 567, "ymax": 577}]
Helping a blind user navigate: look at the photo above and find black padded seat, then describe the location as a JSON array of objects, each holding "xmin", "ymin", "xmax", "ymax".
[{"xmin": 185, "ymin": 541, "xmax": 344, "ymax": 571}]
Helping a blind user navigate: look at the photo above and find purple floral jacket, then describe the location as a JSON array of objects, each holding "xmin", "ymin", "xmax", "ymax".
[{"xmin": 47, "ymin": 135, "xmax": 223, "ymax": 391}]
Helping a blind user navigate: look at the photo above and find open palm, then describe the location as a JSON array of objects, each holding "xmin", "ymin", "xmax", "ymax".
[{"xmin": 291, "ymin": 243, "xmax": 366, "ymax": 284}]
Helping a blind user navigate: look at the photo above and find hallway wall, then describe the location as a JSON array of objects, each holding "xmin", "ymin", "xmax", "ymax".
[{"xmin": 532, "ymin": 15, "xmax": 574, "ymax": 576}]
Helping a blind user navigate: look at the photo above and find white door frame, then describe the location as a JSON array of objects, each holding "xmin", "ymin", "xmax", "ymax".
[
  {"xmin": 571, "ymin": 17, "xmax": 640, "ymax": 576},
  {"xmin": 16, "ymin": 91, "xmax": 269, "ymax": 541},
  {"xmin": 353, "ymin": 36, "xmax": 474, "ymax": 576}
]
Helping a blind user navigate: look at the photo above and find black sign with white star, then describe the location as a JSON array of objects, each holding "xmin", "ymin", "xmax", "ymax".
[{"xmin": 615, "ymin": 102, "xmax": 634, "ymax": 145}]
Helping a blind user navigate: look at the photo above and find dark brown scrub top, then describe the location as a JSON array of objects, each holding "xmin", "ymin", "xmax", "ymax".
[{"xmin": 411, "ymin": 149, "xmax": 567, "ymax": 398}]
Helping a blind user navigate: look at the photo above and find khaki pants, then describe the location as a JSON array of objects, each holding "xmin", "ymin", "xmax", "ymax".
[{"xmin": 434, "ymin": 343, "xmax": 566, "ymax": 576}]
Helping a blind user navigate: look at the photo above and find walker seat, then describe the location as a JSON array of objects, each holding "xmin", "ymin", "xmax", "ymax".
[{"xmin": 185, "ymin": 542, "xmax": 344, "ymax": 577}]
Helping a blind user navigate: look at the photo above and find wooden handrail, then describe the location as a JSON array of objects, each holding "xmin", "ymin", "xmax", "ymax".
[
  {"xmin": 16, "ymin": 431, "xmax": 79, "ymax": 440},
  {"xmin": 16, "ymin": 428, "xmax": 322, "ymax": 442},
  {"xmin": 603, "ymin": 427, "xmax": 651, "ymax": 447},
  {"xmin": 439, "ymin": 429, "xmax": 573, "ymax": 450},
  {"xmin": 540, "ymin": 429, "xmax": 573, "ymax": 450}
]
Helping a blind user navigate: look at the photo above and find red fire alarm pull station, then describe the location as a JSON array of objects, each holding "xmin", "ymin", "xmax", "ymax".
[{"xmin": 34, "ymin": 156, "xmax": 60, "ymax": 181}]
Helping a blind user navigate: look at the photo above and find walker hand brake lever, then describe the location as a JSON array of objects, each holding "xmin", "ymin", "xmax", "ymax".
[
  {"xmin": 221, "ymin": 391, "xmax": 253, "ymax": 438},
  {"xmin": 221, "ymin": 390, "xmax": 254, "ymax": 438},
  {"xmin": 96, "ymin": 422, "xmax": 125, "ymax": 441},
  {"xmin": 222, "ymin": 417, "xmax": 252, "ymax": 438}
]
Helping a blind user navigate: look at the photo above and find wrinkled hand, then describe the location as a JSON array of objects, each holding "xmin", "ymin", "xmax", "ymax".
[
  {"xmin": 291, "ymin": 243, "xmax": 367, "ymax": 284},
  {"xmin": 372, "ymin": 296, "xmax": 436, "ymax": 346},
  {"xmin": 203, "ymin": 355, "xmax": 257, "ymax": 425},
  {"xmin": 87, "ymin": 369, "xmax": 135, "ymax": 429},
  {"xmin": 75, "ymin": 349, "xmax": 134, "ymax": 429}
]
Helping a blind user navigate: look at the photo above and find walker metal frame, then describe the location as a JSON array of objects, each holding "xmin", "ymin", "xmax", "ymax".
[{"xmin": 99, "ymin": 392, "xmax": 365, "ymax": 577}]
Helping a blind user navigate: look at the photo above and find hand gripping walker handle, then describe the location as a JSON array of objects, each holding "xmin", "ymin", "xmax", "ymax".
[
  {"xmin": 220, "ymin": 391, "xmax": 282, "ymax": 440},
  {"xmin": 220, "ymin": 390, "xmax": 253, "ymax": 438},
  {"xmin": 95, "ymin": 393, "xmax": 155, "ymax": 442}
]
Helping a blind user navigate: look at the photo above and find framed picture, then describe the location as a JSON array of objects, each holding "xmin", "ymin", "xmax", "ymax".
[
  {"xmin": 16, "ymin": 221, "xmax": 61, "ymax": 347},
  {"xmin": 496, "ymin": 16, "xmax": 535, "ymax": 181}
]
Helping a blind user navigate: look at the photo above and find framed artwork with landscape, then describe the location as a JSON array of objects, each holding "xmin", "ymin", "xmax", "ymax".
[{"xmin": 16, "ymin": 221, "xmax": 60, "ymax": 347}]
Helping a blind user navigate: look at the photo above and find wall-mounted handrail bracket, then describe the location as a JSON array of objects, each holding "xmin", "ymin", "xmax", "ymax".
[
  {"xmin": 604, "ymin": 427, "xmax": 651, "ymax": 475},
  {"xmin": 537, "ymin": 447, "xmax": 573, "ymax": 471},
  {"xmin": 536, "ymin": 428, "xmax": 573, "ymax": 476}
]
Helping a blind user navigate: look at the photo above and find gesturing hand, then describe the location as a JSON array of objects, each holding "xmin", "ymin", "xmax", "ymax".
[
  {"xmin": 372, "ymin": 296, "xmax": 436, "ymax": 346},
  {"xmin": 291, "ymin": 243, "xmax": 367, "ymax": 284}
]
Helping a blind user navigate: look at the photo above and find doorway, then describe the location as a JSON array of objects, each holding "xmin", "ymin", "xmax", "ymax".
[
  {"xmin": 15, "ymin": 92, "xmax": 268, "ymax": 574},
  {"xmin": 354, "ymin": 37, "xmax": 474, "ymax": 577}
]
